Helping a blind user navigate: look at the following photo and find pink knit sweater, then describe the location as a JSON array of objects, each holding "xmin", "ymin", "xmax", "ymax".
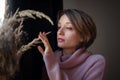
[{"xmin": 43, "ymin": 48, "xmax": 106, "ymax": 80}]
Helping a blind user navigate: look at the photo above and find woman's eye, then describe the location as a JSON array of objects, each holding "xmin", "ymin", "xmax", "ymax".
[{"xmin": 66, "ymin": 27, "xmax": 73, "ymax": 30}]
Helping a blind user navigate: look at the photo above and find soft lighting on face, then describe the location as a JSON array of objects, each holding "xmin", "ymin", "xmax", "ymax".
[{"xmin": 0, "ymin": 0, "xmax": 5, "ymax": 27}]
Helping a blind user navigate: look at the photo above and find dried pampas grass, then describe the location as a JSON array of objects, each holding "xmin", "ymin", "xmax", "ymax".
[
  {"xmin": 17, "ymin": 9, "xmax": 54, "ymax": 25},
  {"xmin": 0, "ymin": 9, "xmax": 53, "ymax": 80}
]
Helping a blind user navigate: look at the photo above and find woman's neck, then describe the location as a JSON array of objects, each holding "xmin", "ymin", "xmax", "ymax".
[{"xmin": 62, "ymin": 48, "xmax": 76, "ymax": 55}]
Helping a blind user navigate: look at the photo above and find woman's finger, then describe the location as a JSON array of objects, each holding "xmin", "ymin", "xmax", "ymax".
[
  {"xmin": 37, "ymin": 46, "xmax": 44, "ymax": 55},
  {"xmin": 38, "ymin": 32, "xmax": 53, "ymax": 54},
  {"xmin": 39, "ymin": 32, "xmax": 50, "ymax": 48}
]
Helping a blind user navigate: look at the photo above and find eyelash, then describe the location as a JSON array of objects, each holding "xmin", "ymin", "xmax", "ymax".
[
  {"xmin": 57, "ymin": 26, "xmax": 73, "ymax": 30},
  {"xmin": 66, "ymin": 27, "xmax": 73, "ymax": 30}
]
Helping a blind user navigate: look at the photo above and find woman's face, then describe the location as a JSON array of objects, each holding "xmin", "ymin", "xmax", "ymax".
[{"xmin": 57, "ymin": 14, "xmax": 82, "ymax": 50}]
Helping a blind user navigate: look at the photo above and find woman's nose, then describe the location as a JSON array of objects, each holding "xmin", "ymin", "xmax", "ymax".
[{"xmin": 57, "ymin": 28, "xmax": 64, "ymax": 35}]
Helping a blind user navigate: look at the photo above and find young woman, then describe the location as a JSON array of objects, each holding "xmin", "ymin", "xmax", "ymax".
[{"xmin": 37, "ymin": 9, "xmax": 106, "ymax": 80}]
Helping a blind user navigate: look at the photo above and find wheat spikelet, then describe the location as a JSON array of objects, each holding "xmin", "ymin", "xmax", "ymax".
[{"xmin": 17, "ymin": 9, "xmax": 54, "ymax": 25}]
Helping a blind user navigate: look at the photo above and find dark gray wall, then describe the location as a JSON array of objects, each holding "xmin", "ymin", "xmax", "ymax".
[{"xmin": 63, "ymin": 0, "xmax": 120, "ymax": 80}]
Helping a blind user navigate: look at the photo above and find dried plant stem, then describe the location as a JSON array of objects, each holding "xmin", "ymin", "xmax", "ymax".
[
  {"xmin": 17, "ymin": 31, "xmax": 51, "ymax": 56},
  {"xmin": 17, "ymin": 9, "xmax": 54, "ymax": 25}
]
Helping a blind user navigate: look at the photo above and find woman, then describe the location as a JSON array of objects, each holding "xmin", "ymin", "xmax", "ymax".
[{"xmin": 37, "ymin": 9, "xmax": 106, "ymax": 80}]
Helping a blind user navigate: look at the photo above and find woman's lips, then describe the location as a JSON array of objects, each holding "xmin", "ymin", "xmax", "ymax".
[{"xmin": 57, "ymin": 38, "xmax": 65, "ymax": 42}]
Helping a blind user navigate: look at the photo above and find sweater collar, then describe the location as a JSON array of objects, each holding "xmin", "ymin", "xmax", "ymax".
[{"xmin": 58, "ymin": 48, "xmax": 92, "ymax": 69}]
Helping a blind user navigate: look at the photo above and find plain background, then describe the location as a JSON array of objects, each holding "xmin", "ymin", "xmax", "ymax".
[{"xmin": 63, "ymin": 0, "xmax": 120, "ymax": 80}]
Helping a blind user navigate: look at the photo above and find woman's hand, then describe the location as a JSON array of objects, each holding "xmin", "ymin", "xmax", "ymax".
[{"xmin": 37, "ymin": 32, "xmax": 53, "ymax": 55}]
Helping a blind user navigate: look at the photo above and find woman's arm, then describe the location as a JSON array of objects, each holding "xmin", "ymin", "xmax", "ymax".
[
  {"xmin": 43, "ymin": 52, "xmax": 69, "ymax": 80},
  {"xmin": 37, "ymin": 32, "xmax": 69, "ymax": 80}
]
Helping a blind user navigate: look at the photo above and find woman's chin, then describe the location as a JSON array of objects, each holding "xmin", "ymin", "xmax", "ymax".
[{"xmin": 58, "ymin": 44, "xmax": 64, "ymax": 48}]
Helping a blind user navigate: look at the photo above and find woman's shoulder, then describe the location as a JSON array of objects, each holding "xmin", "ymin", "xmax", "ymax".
[
  {"xmin": 90, "ymin": 53, "xmax": 105, "ymax": 60},
  {"xmin": 87, "ymin": 53, "xmax": 106, "ymax": 64}
]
